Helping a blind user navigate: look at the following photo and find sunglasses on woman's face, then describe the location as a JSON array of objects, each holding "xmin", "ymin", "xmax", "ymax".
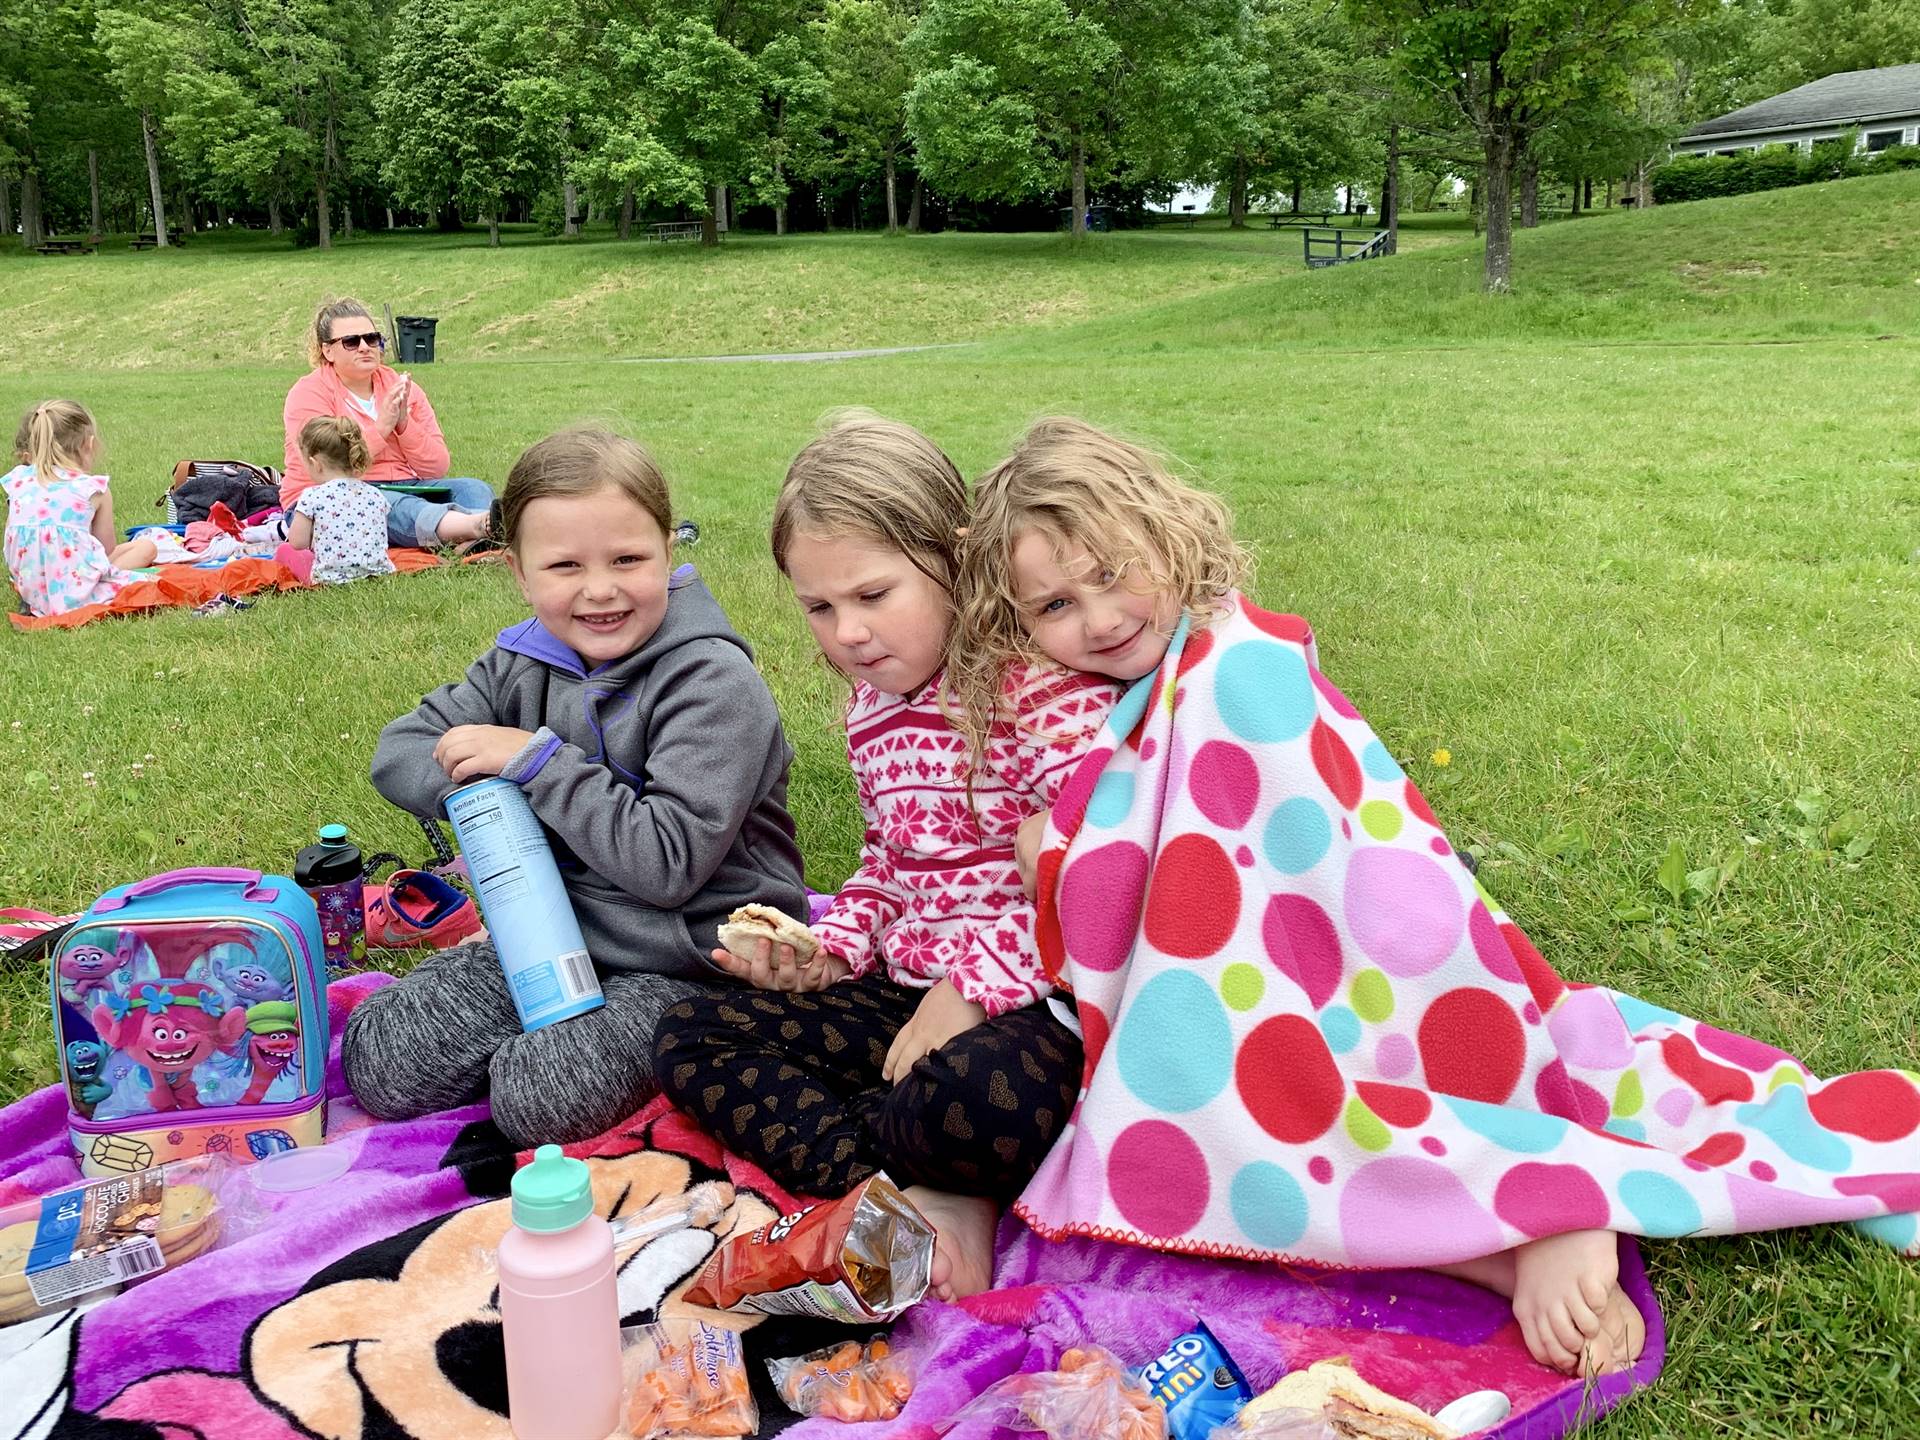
[{"xmin": 328, "ymin": 331, "xmax": 386, "ymax": 351}]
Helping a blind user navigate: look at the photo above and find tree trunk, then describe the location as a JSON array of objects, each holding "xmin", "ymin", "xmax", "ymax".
[
  {"xmin": 87, "ymin": 148, "xmax": 102, "ymax": 237},
  {"xmin": 1635, "ymin": 160, "xmax": 1651, "ymax": 206},
  {"xmin": 1381, "ymin": 119, "xmax": 1401, "ymax": 253},
  {"xmin": 714, "ymin": 183, "xmax": 729, "ymax": 234},
  {"xmin": 342, "ymin": 198, "xmax": 353, "ymax": 239},
  {"xmin": 563, "ymin": 177, "xmax": 579, "ymax": 236},
  {"xmin": 1570, "ymin": 173, "xmax": 1581, "ymax": 217},
  {"xmin": 315, "ymin": 175, "xmax": 332, "ymax": 249},
  {"xmin": 1290, "ymin": 177, "xmax": 1302, "ymax": 213},
  {"xmin": 437, "ymin": 200, "xmax": 463, "ymax": 232},
  {"xmin": 1584, "ymin": 177, "xmax": 1593, "ymax": 209},
  {"xmin": 702, "ymin": 184, "xmax": 720, "ymax": 246},
  {"xmin": 1519, "ymin": 149, "xmax": 1539, "ymax": 229},
  {"xmin": 885, "ymin": 152, "xmax": 898, "ymax": 233},
  {"xmin": 619, "ymin": 185, "xmax": 634, "ymax": 240},
  {"xmin": 1470, "ymin": 178, "xmax": 1481, "ymax": 236},
  {"xmin": 268, "ymin": 196, "xmax": 283, "ymax": 233},
  {"xmin": 1482, "ymin": 128, "xmax": 1515, "ymax": 293},
  {"xmin": 1605, "ymin": 178, "xmax": 1613, "ymax": 208},
  {"xmin": 487, "ymin": 210, "xmax": 500, "ymax": 247},
  {"xmin": 0, "ymin": 179, "xmax": 12, "ymax": 244},
  {"xmin": 141, "ymin": 109, "xmax": 169, "ymax": 247},
  {"xmin": 908, "ymin": 173, "xmax": 924, "ymax": 232},
  {"xmin": 19, "ymin": 169, "xmax": 44, "ymax": 248},
  {"xmin": 1069, "ymin": 127, "xmax": 1087, "ymax": 238},
  {"xmin": 1228, "ymin": 157, "xmax": 1249, "ymax": 228}
]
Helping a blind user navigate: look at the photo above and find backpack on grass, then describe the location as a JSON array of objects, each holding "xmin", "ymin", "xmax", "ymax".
[
  {"xmin": 158, "ymin": 460, "xmax": 283, "ymax": 525},
  {"xmin": 51, "ymin": 868, "xmax": 328, "ymax": 1177}
]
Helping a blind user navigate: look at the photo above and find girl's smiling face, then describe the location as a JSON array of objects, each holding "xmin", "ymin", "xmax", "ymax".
[
  {"xmin": 783, "ymin": 527, "xmax": 952, "ymax": 697},
  {"xmin": 1010, "ymin": 530, "xmax": 1178, "ymax": 681}
]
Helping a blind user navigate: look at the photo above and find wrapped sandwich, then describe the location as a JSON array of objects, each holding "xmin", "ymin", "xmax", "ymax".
[{"xmin": 1240, "ymin": 1358, "xmax": 1455, "ymax": 1440}]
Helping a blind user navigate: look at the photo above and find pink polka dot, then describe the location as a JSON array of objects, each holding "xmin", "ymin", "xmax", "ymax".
[
  {"xmin": 1340, "ymin": 1158, "xmax": 1502, "ymax": 1266},
  {"xmin": 1469, "ymin": 900, "xmax": 1522, "ymax": 982},
  {"xmin": 1312, "ymin": 666, "xmax": 1361, "ymax": 718},
  {"xmin": 1420, "ymin": 1136, "xmax": 1446, "ymax": 1156},
  {"xmin": 1683, "ymin": 1158, "xmax": 1709, "ymax": 1172},
  {"xmin": 1374, "ymin": 1033, "xmax": 1416, "ymax": 1079},
  {"xmin": 1060, "ymin": 842, "xmax": 1148, "ymax": 972},
  {"xmin": 1655, "ymin": 1086, "xmax": 1695, "ymax": 1127},
  {"xmin": 1696, "ymin": 1024, "xmax": 1793, "ymax": 1072},
  {"xmin": 1340, "ymin": 817, "xmax": 1352, "ymax": 839},
  {"xmin": 1190, "ymin": 740, "xmax": 1260, "ymax": 829},
  {"xmin": 1050, "ymin": 747, "xmax": 1112, "ymax": 833},
  {"xmin": 1493, "ymin": 1163, "xmax": 1611, "ymax": 1237},
  {"xmin": 1139, "ymin": 737, "xmax": 1158, "ymax": 762},
  {"xmin": 1263, "ymin": 895, "xmax": 1343, "ymax": 1010},
  {"xmin": 1748, "ymin": 1160, "xmax": 1777, "ymax": 1182},
  {"xmin": 1309, "ymin": 1156, "xmax": 1334, "ymax": 1184},
  {"xmin": 1430, "ymin": 836, "xmax": 1451, "ymax": 856},
  {"xmin": 1546, "ymin": 987, "xmax": 1635, "ymax": 1068},
  {"xmin": 1347, "ymin": 849, "xmax": 1467, "ymax": 978},
  {"xmin": 1109, "ymin": 1121, "xmax": 1208, "ymax": 1237},
  {"xmin": 1235, "ymin": 845, "xmax": 1254, "ymax": 867},
  {"xmin": 1522, "ymin": 1002, "xmax": 1541, "ymax": 1025}
]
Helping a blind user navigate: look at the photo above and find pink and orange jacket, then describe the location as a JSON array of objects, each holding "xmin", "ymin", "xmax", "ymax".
[{"xmin": 280, "ymin": 365, "xmax": 452, "ymax": 505}]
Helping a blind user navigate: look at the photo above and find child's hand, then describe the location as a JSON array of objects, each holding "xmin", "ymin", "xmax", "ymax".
[
  {"xmin": 882, "ymin": 978, "xmax": 986, "ymax": 1083},
  {"xmin": 711, "ymin": 940, "xmax": 850, "ymax": 992},
  {"xmin": 433, "ymin": 724, "xmax": 535, "ymax": 783},
  {"xmin": 1014, "ymin": 812, "xmax": 1049, "ymax": 899}
]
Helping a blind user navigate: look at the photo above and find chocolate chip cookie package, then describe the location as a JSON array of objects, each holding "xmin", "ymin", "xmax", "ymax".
[{"xmin": 0, "ymin": 1155, "xmax": 241, "ymax": 1324}]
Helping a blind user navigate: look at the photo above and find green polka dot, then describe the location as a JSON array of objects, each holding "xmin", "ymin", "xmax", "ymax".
[
  {"xmin": 1344, "ymin": 1097, "xmax": 1391, "ymax": 1152},
  {"xmin": 1221, "ymin": 963, "xmax": 1265, "ymax": 1012},
  {"xmin": 1359, "ymin": 800, "xmax": 1403, "ymax": 841},
  {"xmin": 1769, "ymin": 1064, "xmax": 1807, "ymax": 1092},
  {"xmin": 1350, "ymin": 969, "xmax": 1394, "ymax": 1024},
  {"xmin": 1614, "ymin": 1071, "xmax": 1643, "ymax": 1118},
  {"xmin": 1474, "ymin": 877, "xmax": 1499, "ymax": 910}
]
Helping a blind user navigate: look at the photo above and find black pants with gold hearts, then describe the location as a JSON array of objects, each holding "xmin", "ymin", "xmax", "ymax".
[{"xmin": 653, "ymin": 975, "xmax": 1082, "ymax": 1200}]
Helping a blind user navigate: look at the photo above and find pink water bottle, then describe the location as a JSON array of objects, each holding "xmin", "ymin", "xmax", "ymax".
[{"xmin": 498, "ymin": 1145, "xmax": 620, "ymax": 1439}]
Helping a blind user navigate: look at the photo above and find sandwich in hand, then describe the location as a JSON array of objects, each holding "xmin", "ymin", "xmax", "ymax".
[
  {"xmin": 716, "ymin": 904, "xmax": 821, "ymax": 966},
  {"xmin": 1241, "ymin": 1358, "xmax": 1455, "ymax": 1440}
]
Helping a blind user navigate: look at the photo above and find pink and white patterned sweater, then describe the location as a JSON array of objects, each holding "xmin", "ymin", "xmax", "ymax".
[{"xmin": 812, "ymin": 663, "xmax": 1120, "ymax": 1016}]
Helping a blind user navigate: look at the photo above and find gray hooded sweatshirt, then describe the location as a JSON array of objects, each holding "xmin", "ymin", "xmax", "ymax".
[{"xmin": 371, "ymin": 570, "xmax": 808, "ymax": 980}]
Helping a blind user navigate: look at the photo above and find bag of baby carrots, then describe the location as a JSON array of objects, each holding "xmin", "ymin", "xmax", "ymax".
[{"xmin": 618, "ymin": 1320, "xmax": 758, "ymax": 1439}]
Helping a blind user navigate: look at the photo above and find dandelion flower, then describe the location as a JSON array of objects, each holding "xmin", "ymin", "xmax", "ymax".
[{"xmin": 1431, "ymin": 748, "xmax": 1452, "ymax": 767}]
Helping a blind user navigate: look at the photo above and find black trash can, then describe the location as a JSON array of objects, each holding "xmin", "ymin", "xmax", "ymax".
[{"xmin": 395, "ymin": 315, "xmax": 438, "ymax": 364}]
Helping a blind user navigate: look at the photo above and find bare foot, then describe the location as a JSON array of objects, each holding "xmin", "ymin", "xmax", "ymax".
[
  {"xmin": 1510, "ymin": 1229, "xmax": 1619, "ymax": 1374},
  {"xmin": 436, "ymin": 509, "xmax": 489, "ymax": 546},
  {"xmin": 903, "ymin": 1185, "xmax": 998, "ymax": 1302},
  {"xmin": 1582, "ymin": 1284, "xmax": 1647, "ymax": 1377}
]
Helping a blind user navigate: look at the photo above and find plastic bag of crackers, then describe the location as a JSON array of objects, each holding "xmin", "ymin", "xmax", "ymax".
[{"xmin": 0, "ymin": 1155, "xmax": 247, "ymax": 1324}]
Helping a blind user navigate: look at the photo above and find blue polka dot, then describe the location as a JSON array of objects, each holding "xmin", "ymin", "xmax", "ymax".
[
  {"xmin": 1735, "ymin": 1085, "xmax": 1853, "ymax": 1173},
  {"xmin": 1442, "ymin": 1096, "xmax": 1568, "ymax": 1154},
  {"xmin": 1117, "ymin": 970, "xmax": 1232, "ymax": 1113},
  {"xmin": 1216, "ymin": 641, "xmax": 1315, "ymax": 743},
  {"xmin": 1085, "ymin": 772, "xmax": 1135, "ymax": 828},
  {"xmin": 1612, "ymin": 993, "xmax": 1683, "ymax": 1036},
  {"xmin": 1618, "ymin": 1170, "xmax": 1703, "ymax": 1237},
  {"xmin": 1604, "ymin": 1117, "xmax": 1647, "ymax": 1142},
  {"xmin": 1106, "ymin": 671, "xmax": 1157, "ymax": 744},
  {"xmin": 1263, "ymin": 797, "xmax": 1332, "ymax": 874},
  {"xmin": 1319, "ymin": 1005, "xmax": 1361, "ymax": 1054},
  {"xmin": 1231, "ymin": 1162, "xmax": 1309, "ymax": 1249},
  {"xmin": 1853, "ymin": 1211, "xmax": 1919, "ymax": 1253},
  {"xmin": 1361, "ymin": 740, "xmax": 1403, "ymax": 782}
]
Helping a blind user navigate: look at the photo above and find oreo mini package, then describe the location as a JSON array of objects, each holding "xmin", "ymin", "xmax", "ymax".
[{"xmin": 1132, "ymin": 1322, "xmax": 1252, "ymax": 1440}]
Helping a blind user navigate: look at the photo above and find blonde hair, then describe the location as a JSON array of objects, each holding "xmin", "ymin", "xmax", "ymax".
[
  {"xmin": 307, "ymin": 296, "xmax": 380, "ymax": 369},
  {"xmin": 952, "ymin": 416, "xmax": 1247, "ymax": 756},
  {"xmin": 770, "ymin": 410, "xmax": 967, "ymax": 598},
  {"xmin": 502, "ymin": 427, "xmax": 672, "ymax": 551},
  {"xmin": 298, "ymin": 416, "xmax": 372, "ymax": 479},
  {"xmin": 14, "ymin": 399, "xmax": 97, "ymax": 476}
]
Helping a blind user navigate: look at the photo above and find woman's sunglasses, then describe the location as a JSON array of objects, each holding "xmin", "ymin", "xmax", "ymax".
[{"xmin": 328, "ymin": 331, "xmax": 386, "ymax": 351}]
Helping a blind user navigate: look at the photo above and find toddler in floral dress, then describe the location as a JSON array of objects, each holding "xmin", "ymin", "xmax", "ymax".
[
  {"xmin": 284, "ymin": 417, "xmax": 396, "ymax": 585},
  {"xmin": 3, "ymin": 400, "xmax": 157, "ymax": 618}
]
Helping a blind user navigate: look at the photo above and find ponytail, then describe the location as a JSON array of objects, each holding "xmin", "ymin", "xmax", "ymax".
[
  {"xmin": 13, "ymin": 400, "xmax": 97, "ymax": 476},
  {"xmin": 298, "ymin": 415, "xmax": 372, "ymax": 478}
]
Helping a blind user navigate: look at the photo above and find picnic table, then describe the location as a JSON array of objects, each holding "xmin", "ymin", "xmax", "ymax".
[
  {"xmin": 129, "ymin": 232, "xmax": 188, "ymax": 250},
  {"xmin": 645, "ymin": 221, "xmax": 705, "ymax": 243},
  {"xmin": 35, "ymin": 236, "xmax": 97, "ymax": 256},
  {"xmin": 1269, "ymin": 209, "xmax": 1368, "ymax": 228}
]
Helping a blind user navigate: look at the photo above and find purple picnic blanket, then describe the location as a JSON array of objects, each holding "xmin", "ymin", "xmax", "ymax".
[{"xmin": 0, "ymin": 974, "xmax": 1662, "ymax": 1439}]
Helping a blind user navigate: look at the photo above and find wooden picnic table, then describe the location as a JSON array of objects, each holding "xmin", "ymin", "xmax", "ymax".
[
  {"xmin": 645, "ymin": 221, "xmax": 705, "ymax": 243},
  {"xmin": 35, "ymin": 237, "xmax": 97, "ymax": 256},
  {"xmin": 1270, "ymin": 209, "xmax": 1368, "ymax": 228},
  {"xmin": 129, "ymin": 232, "xmax": 188, "ymax": 250}
]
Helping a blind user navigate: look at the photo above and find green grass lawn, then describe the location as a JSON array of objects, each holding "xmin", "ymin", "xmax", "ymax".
[{"xmin": 2, "ymin": 174, "xmax": 1918, "ymax": 1436}]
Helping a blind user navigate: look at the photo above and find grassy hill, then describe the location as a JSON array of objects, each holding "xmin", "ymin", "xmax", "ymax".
[{"xmin": 1, "ymin": 174, "xmax": 1917, "ymax": 1438}]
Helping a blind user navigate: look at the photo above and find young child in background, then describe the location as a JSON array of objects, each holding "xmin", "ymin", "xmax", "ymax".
[
  {"xmin": 653, "ymin": 413, "xmax": 1121, "ymax": 1301},
  {"xmin": 2, "ymin": 400, "xmax": 157, "ymax": 618},
  {"xmin": 281, "ymin": 416, "xmax": 396, "ymax": 586},
  {"xmin": 958, "ymin": 416, "xmax": 1644, "ymax": 1377},
  {"xmin": 343, "ymin": 427, "xmax": 808, "ymax": 1147}
]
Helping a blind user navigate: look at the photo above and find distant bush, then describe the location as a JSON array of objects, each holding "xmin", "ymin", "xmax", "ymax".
[{"xmin": 1650, "ymin": 130, "xmax": 1917, "ymax": 204}]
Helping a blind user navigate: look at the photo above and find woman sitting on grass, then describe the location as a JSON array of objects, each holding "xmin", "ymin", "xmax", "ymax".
[{"xmin": 281, "ymin": 296, "xmax": 494, "ymax": 551}]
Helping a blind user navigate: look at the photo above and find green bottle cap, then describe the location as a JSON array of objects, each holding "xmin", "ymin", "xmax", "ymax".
[
  {"xmin": 318, "ymin": 823, "xmax": 349, "ymax": 846},
  {"xmin": 510, "ymin": 1144, "xmax": 593, "ymax": 1232}
]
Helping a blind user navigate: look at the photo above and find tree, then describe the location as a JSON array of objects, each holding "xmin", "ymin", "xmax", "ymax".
[
  {"xmin": 1350, "ymin": 0, "xmax": 1696, "ymax": 292},
  {"xmin": 818, "ymin": 0, "xmax": 914, "ymax": 231},
  {"xmin": 1757, "ymin": 0, "xmax": 1920, "ymax": 90},
  {"xmin": 96, "ymin": 5, "xmax": 191, "ymax": 245}
]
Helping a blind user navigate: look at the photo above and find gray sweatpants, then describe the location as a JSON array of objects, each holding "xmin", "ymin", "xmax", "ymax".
[{"xmin": 341, "ymin": 940, "xmax": 714, "ymax": 1147}]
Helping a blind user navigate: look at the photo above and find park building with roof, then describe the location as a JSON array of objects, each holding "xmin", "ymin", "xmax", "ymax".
[{"xmin": 1675, "ymin": 62, "xmax": 1920, "ymax": 159}]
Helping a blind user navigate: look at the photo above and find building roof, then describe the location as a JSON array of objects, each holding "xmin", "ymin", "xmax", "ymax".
[{"xmin": 1684, "ymin": 63, "xmax": 1920, "ymax": 140}]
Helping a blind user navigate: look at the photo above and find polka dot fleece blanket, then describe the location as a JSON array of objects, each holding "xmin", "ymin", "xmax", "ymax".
[{"xmin": 1014, "ymin": 596, "xmax": 1920, "ymax": 1267}]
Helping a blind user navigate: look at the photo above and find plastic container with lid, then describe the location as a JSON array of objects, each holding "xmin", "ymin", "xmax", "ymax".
[{"xmin": 293, "ymin": 824, "xmax": 365, "ymax": 976}]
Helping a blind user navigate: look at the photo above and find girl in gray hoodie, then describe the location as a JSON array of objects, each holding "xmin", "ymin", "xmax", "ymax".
[{"xmin": 342, "ymin": 428, "xmax": 807, "ymax": 1146}]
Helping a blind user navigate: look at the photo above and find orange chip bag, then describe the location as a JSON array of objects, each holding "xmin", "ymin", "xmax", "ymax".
[
  {"xmin": 620, "ymin": 1320, "xmax": 758, "ymax": 1438},
  {"xmin": 769, "ymin": 1334, "xmax": 915, "ymax": 1422}
]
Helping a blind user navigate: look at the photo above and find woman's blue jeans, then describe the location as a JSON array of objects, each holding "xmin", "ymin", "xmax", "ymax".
[{"xmin": 377, "ymin": 476, "xmax": 494, "ymax": 547}]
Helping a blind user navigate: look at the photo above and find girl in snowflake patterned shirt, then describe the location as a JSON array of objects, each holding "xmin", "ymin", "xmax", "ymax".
[{"xmin": 654, "ymin": 412, "xmax": 1120, "ymax": 1303}]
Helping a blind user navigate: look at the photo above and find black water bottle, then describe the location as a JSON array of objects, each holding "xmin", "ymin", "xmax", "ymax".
[{"xmin": 294, "ymin": 824, "xmax": 366, "ymax": 976}]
